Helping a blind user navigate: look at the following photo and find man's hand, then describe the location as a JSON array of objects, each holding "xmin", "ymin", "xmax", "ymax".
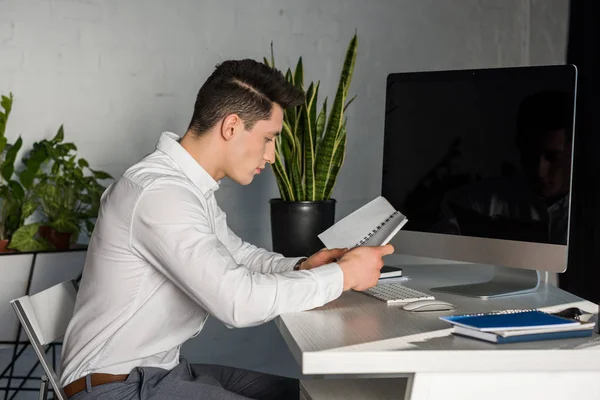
[
  {"xmin": 300, "ymin": 248, "xmax": 348, "ymax": 270},
  {"xmin": 336, "ymin": 244, "xmax": 395, "ymax": 291}
]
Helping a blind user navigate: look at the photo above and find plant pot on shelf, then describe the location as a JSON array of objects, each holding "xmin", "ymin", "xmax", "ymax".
[
  {"xmin": 39, "ymin": 225, "xmax": 72, "ymax": 251},
  {"xmin": 269, "ymin": 199, "xmax": 336, "ymax": 257},
  {"xmin": 0, "ymin": 239, "xmax": 10, "ymax": 252}
]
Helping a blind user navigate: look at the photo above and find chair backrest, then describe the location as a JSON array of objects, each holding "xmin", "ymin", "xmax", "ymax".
[{"xmin": 11, "ymin": 280, "xmax": 78, "ymax": 400}]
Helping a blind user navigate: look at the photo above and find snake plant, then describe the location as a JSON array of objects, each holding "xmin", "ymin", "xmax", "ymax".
[{"xmin": 264, "ymin": 33, "xmax": 357, "ymax": 201}]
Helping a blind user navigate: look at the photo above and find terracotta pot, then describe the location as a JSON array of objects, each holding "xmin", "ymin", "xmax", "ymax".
[
  {"xmin": 39, "ymin": 225, "xmax": 72, "ymax": 251},
  {"xmin": 0, "ymin": 239, "xmax": 10, "ymax": 252}
]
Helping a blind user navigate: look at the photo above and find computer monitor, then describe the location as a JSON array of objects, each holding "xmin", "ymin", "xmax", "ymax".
[{"xmin": 382, "ymin": 65, "xmax": 577, "ymax": 298}]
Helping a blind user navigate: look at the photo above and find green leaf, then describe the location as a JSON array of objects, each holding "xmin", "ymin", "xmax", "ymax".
[
  {"xmin": 78, "ymin": 158, "xmax": 89, "ymax": 168},
  {"xmin": 91, "ymin": 169, "xmax": 113, "ymax": 180},
  {"xmin": 272, "ymin": 152, "xmax": 294, "ymax": 201},
  {"xmin": 0, "ymin": 136, "xmax": 7, "ymax": 157},
  {"xmin": 1, "ymin": 136, "xmax": 23, "ymax": 182},
  {"xmin": 50, "ymin": 217, "xmax": 79, "ymax": 234},
  {"xmin": 314, "ymin": 34, "xmax": 357, "ymax": 200},
  {"xmin": 285, "ymin": 68, "xmax": 294, "ymax": 86},
  {"xmin": 293, "ymin": 57, "xmax": 304, "ymax": 91},
  {"xmin": 52, "ymin": 125, "xmax": 64, "ymax": 143},
  {"xmin": 51, "ymin": 162, "xmax": 60, "ymax": 175},
  {"xmin": 9, "ymin": 180, "xmax": 24, "ymax": 202},
  {"xmin": 0, "ymin": 93, "xmax": 13, "ymax": 138},
  {"xmin": 8, "ymin": 223, "xmax": 53, "ymax": 252},
  {"xmin": 315, "ymin": 84, "xmax": 346, "ymax": 200},
  {"xmin": 303, "ymin": 83, "xmax": 319, "ymax": 201},
  {"xmin": 344, "ymin": 95, "xmax": 357, "ymax": 112},
  {"xmin": 18, "ymin": 168, "xmax": 35, "ymax": 190},
  {"xmin": 324, "ymin": 121, "xmax": 347, "ymax": 199},
  {"xmin": 21, "ymin": 200, "xmax": 38, "ymax": 220},
  {"xmin": 315, "ymin": 98, "xmax": 327, "ymax": 152},
  {"xmin": 0, "ymin": 93, "xmax": 12, "ymax": 117},
  {"xmin": 62, "ymin": 142, "xmax": 77, "ymax": 153}
]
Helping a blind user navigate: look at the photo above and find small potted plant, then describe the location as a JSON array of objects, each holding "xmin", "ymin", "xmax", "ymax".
[
  {"xmin": 264, "ymin": 33, "xmax": 357, "ymax": 256},
  {"xmin": 0, "ymin": 93, "xmax": 45, "ymax": 252},
  {"xmin": 11, "ymin": 126, "xmax": 112, "ymax": 251}
]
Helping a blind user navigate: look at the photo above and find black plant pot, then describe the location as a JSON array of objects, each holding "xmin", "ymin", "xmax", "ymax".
[{"xmin": 269, "ymin": 199, "xmax": 336, "ymax": 257}]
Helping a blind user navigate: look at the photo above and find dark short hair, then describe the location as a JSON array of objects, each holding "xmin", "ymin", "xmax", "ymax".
[
  {"xmin": 188, "ymin": 59, "xmax": 305, "ymax": 135},
  {"xmin": 516, "ymin": 90, "xmax": 574, "ymax": 150}
]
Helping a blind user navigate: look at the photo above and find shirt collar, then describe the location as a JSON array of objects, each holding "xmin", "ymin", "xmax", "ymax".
[{"xmin": 156, "ymin": 131, "xmax": 220, "ymax": 197}]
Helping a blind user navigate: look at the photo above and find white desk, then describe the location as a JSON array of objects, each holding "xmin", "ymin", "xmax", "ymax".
[{"xmin": 276, "ymin": 264, "xmax": 600, "ymax": 400}]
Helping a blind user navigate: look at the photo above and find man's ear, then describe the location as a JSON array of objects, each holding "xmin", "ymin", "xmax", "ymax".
[{"xmin": 221, "ymin": 114, "xmax": 240, "ymax": 141}]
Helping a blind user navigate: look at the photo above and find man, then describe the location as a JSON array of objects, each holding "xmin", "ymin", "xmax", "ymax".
[{"xmin": 60, "ymin": 59, "xmax": 393, "ymax": 400}]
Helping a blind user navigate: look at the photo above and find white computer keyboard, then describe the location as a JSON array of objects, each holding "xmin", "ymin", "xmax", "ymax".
[{"xmin": 362, "ymin": 283, "xmax": 434, "ymax": 305}]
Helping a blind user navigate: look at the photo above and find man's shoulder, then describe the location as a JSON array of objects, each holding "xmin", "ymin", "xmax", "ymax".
[{"xmin": 122, "ymin": 150, "xmax": 193, "ymax": 192}]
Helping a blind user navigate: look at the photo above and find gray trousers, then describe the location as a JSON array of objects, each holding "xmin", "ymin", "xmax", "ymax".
[{"xmin": 69, "ymin": 359, "xmax": 298, "ymax": 400}]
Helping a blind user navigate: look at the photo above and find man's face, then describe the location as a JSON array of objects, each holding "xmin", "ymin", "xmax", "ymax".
[
  {"xmin": 520, "ymin": 128, "xmax": 572, "ymax": 199},
  {"xmin": 225, "ymin": 103, "xmax": 283, "ymax": 185}
]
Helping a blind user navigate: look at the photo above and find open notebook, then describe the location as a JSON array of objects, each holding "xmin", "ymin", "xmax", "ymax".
[{"xmin": 318, "ymin": 196, "xmax": 408, "ymax": 249}]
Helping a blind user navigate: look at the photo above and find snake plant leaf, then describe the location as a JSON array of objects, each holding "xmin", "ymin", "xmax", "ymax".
[
  {"xmin": 273, "ymin": 143, "xmax": 293, "ymax": 201},
  {"xmin": 270, "ymin": 42, "xmax": 275, "ymax": 68},
  {"xmin": 344, "ymin": 95, "xmax": 357, "ymax": 112},
  {"xmin": 315, "ymin": 97, "xmax": 327, "ymax": 154},
  {"xmin": 303, "ymin": 83, "xmax": 319, "ymax": 200},
  {"xmin": 324, "ymin": 120, "xmax": 347, "ymax": 199},
  {"xmin": 315, "ymin": 84, "xmax": 346, "ymax": 199},
  {"xmin": 309, "ymin": 82, "xmax": 319, "ymax": 148},
  {"xmin": 314, "ymin": 35, "xmax": 357, "ymax": 199},
  {"xmin": 294, "ymin": 57, "xmax": 304, "ymax": 91}
]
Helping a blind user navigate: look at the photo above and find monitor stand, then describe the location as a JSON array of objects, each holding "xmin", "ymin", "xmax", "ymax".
[{"xmin": 430, "ymin": 266, "xmax": 540, "ymax": 299}]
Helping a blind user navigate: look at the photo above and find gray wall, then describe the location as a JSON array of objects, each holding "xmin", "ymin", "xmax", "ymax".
[{"xmin": 0, "ymin": 0, "xmax": 570, "ymax": 394}]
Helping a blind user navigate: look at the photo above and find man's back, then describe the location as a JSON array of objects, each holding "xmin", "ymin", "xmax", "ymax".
[{"xmin": 60, "ymin": 134, "xmax": 210, "ymax": 386}]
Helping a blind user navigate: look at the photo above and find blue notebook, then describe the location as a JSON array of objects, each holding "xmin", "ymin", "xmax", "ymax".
[
  {"xmin": 440, "ymin": 310, "xmax": 579, "ymax": 332},
  {"xmin": 453, "ymin": 325, "xmax": 594, "ymax": 344}
]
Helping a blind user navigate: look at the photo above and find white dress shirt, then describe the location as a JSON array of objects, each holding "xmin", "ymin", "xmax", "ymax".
[{"xmin": 60, "ymin": 132, "xmax": 344, "ymax": 387}]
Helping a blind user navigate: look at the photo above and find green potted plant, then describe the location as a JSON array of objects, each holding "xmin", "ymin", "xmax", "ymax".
[
  {"xmin": 11, "ymin": 125, "xmax": 113, "ymax": 251},
  {"xmin": 264, "ymin": 33, "xmax": 357, "ymax": 256},
  {"xmin": 0, "ymin": 93, "xmax": 46, "ymax": 252}
]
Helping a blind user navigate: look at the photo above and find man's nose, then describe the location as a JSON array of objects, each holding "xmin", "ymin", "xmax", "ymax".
[{"xmin": 264, "ymin": 141, "xmax": 276, "ymax": 164}]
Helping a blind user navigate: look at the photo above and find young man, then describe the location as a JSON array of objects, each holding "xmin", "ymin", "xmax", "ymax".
[{"xmin": 60, "ymin": 59, "xmax": 393, "ymax": 400}]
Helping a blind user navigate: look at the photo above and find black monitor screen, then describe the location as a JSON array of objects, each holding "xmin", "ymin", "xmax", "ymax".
[{"xmin": 382, "ymin": 66, "xmax": 576, "ymax": 246}]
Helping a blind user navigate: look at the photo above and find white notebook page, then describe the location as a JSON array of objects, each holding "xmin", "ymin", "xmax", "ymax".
[{"xmin": 318, "ymin": 196, "xmax": 407, "ymax": 249}]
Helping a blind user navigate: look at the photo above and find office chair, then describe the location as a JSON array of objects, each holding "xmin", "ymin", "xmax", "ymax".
[{"xmin": 10, "ymin": 280, "xmax": 78, "ymax": 400}]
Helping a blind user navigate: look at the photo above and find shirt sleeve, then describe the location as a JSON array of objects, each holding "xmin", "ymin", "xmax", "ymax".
[
  {"xmin": 130, "ymin": 181, "xmax": 343, "ymax": 328},
  {"xmin": 213, "ymin": 205, "xmax": 305, "ymax": 273}
]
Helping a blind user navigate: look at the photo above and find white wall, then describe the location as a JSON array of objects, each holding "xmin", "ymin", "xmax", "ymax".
[
  {"xmin": 0, "ymin": 0, "xmax": 569, "ymax": 247},
  {"xmin": 0, "ymin": 0, "xmax": 570, "ymax": 394}
]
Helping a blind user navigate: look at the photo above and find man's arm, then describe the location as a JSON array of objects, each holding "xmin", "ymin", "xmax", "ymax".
[
  {"xmin": 130, "ymin": 182, "xmax": 343, "ymax": 328},
  {"xmin": 214, "ymin": 204, "xmax": 304, "ymax": 273}
]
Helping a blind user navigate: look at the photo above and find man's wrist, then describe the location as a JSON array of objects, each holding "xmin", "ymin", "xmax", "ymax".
[{"xmin": 293, "ymin": 257, "xmax": 308, "ymax": 271}]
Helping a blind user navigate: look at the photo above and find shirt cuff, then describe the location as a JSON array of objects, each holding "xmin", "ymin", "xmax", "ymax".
[
  {"xmin": 308, "ymin": 263, "xmax": 344, "ymax": 304},
  {"xmin": 281, "ymin": 257, "xmax": 307, "ymax": 271}
]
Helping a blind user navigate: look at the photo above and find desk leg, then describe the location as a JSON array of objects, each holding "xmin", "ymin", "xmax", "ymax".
[{"xmin": 406, "ymin": 371, "xmax": 600, "ymax": 400}]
